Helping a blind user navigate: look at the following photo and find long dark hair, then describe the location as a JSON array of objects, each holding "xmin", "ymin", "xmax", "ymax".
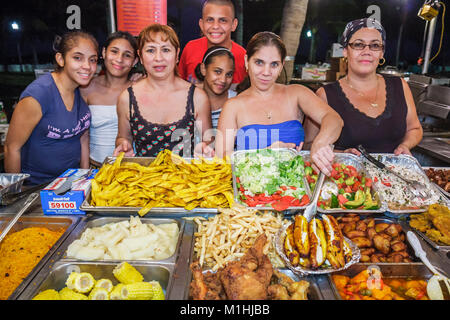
[
  {"xmin": 194, "ymin": 46, "xmax": 235, "ymax": 81},
  {"xmin": 236, "ymin": 31, "xmax": 286, "ymax": 94},
  {"xmin": 101, "ymin": 31, "xmax": 138, "ymax": 74},
  {"xmin": 53, "ymin": 30, "xmax": 98, "ymax": 72}
]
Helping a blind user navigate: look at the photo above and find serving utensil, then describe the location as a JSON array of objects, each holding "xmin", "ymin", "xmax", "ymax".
[
  {"xmin": 357, "ymin": 145, "xmax": 429, "ymax": 198},
  {"xmin": 0, "ymin": 181, "xmax": 49, "ymax": 206},
  {"xmin": 407, "ymin": 231, "xmax": 450, "ymax": 300},
  {"xmin": 0, "ymin": 193, "xmax": 39, "ymax": 244}
]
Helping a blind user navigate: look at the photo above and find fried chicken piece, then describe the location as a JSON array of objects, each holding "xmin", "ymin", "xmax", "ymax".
[
  {"xmin": 189, "ymin": 261, "xmax": 222, "ymax": 300},
  {"xmin": 219, "ymin": 234, "xmax": 273, "ymax": 300},
  {"xmin": 288, "ymin": 281, "xmax": 310, "ymax": 300},
  {"xmin": 268, "ymin": 284, "xmax": 290, "ymax": 300}
]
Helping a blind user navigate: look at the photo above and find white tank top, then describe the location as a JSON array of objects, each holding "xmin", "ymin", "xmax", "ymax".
[{"xmin": 88, "ymin": 105, "xmax": 118, "ymax": 163}]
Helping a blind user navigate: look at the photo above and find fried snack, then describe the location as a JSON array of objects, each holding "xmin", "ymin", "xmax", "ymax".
[
  {"xmin": 91, "ymin": 150, "xmax": 234, "ymax": 215},
  {"xmin": 192, "ymin": 204, "xmax": 285, "ymax": 271},
  {"xmin": 293, "ymin": 215, "xmax": 310, "ymax": 258},
  {"xmin": 322, "ymin": 215, "xmax": 345, "ymax": 269},
  {"xmin": 410, "ymin": 204, "xmax": 450, "ymax": 245},
  {"xmin": 284, "ymin": 224, "xmax": 300, "ymax": 266},
  {"xmin": 309, "ymin": 218, "xmax": 327, "ymax": 269}
]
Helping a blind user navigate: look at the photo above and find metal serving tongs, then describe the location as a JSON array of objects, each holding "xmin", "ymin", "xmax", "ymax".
[
  {"xmin": 1, "ymin": 181, "xmax": 50, "ymax": 206},
  {"xmin": 407, "ymin": 231, "xmax": 450, "ymax": 300},
  {"xmin": 0, "ymin": 193, "xmax": 39, "ymax": 244},
  {"xmin": 357, "ymin": 145, "xmax": 430, "ymax": 199},
  {"xmin": 303, "ymin": 144, "xmax": 334, "ymax": 222}
]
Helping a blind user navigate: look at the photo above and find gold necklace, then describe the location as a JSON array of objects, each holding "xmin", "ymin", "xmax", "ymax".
[{"xmin": 345, "ymin": 76, "xmax": 380, "ymax": 108}]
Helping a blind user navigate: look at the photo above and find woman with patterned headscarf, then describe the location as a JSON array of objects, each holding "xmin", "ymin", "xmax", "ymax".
[{"xmin": 304, "ymin": 18, "xmax": 422, "ymax": 155}]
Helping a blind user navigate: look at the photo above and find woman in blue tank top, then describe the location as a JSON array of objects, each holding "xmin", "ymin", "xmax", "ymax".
[
  {"xmin": 4, "ymin": 31, "xmax": 98, "ymax": 185},
  {"xmin": 216, "ymin": 32, "xmax": 343, "ymax": 176}
]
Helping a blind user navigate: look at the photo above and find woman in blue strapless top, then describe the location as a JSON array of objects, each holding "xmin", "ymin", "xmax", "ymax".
[{"xmin": 216, "ymin": 32, "xmax": 343, "ymax": 175}]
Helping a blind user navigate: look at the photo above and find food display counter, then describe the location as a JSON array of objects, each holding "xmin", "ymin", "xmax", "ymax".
[{"xmin": 0, "ymin": 149, "xmax": 449, "ymax": 301}]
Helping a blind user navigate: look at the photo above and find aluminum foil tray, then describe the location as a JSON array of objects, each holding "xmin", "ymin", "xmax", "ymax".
[
  {"xmin": 57, "ymin": 216, "xmax": 185, "ymax": 263},
  {"xmin": 275, "ymin": 220, "xmax": 361, "ymax": 276},
  {"xmin": 80, "ymin": 156, "xmax": 227, "ymax": 214},
  {"xmin": 231, "ymin": 149, "xmax": 312, "ymax": 212},
  {"xmin": 0, "ymin": 215, "xmax": 80, "ymax": 300},
  {"xmin": 316, "ymin": 153, "xmax": 387, "ymax": 214},
  {"xmin": 361, "ymin": 154, "xmax": 450, "ymax": 214},
  {"xmin": 0, "ymin": 173, "xmax": 30, "ymax": 204}
]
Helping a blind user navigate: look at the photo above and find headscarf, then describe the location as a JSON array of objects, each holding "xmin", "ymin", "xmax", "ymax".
[{"xmin": 340, "ymin": 18, "xmax": 386, "ymax": 49}]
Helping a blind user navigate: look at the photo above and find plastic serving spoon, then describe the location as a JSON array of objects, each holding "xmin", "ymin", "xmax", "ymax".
[
  {"xmin": 407, "ymin": 231, "xmax": 450, "ymax": 300},
  {"xmin": 0, "ymin": 193, "xmax": 39, "ymax": 243}
]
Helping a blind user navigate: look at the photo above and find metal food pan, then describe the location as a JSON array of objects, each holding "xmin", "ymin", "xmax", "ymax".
[
  {"xmin": 0, "ymin": 215, "xmax": 80, "ymax": 300},
  {"xmin": 335, "ymin": 215, "xmax": 418, "ymax": 263},
  {"xmin": 361, "ymin": 154, "xmax": 449, "ymax": 214},
  {"xmin": 0, "ymin": 173, "xmax": 30, "ymax": 204},
  {"xmin": 17, "ymin": 261, "xmax": 175, "ymax": 300},
  {"xmin": 421, "ymin": 166, "xmax": 450, "ymax": 198},
  {"xmin": 328, "ymin": 262, "xmax": 447, "ymax": 300},
  {"xmin": 184, "ymin": 268, "xmax": 323, "ymax": 300},
  {"xmin": 411, "ymin": 229, "xmax": 450, "ymax": 251},
  {"xmin": 231, "ymin": 148, "xmax": 312, "ymax": 212},
  {"xmin": 316, "ymin": 153, "xmax": 387, "ymax": 214},
  {"xmin": 58, "ymin": 216, "xmax": 185, "ymax": 264},
  {"xmin": 80, "ymin": 156, "xmax": 228, "ymax": 214}
]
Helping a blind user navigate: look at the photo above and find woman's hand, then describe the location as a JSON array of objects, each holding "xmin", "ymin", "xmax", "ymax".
[
  {"xmin": 394, "ymin": 143, "xmax": 411, "ymax": 156},
  {"xmin": 114, "ymin": 139, "xmax": 135, "ymax": 157},
  {"xmin": 194, "ymin": 142, "xmax": 215, "ymax": 158},
  {"xmin": 310, "ymin": 143, "xmax": 334, "ymax": 176}
]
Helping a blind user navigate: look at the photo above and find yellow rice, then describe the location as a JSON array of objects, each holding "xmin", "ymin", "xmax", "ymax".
[{"xmin": 0, "ymin": 227, "xmax": 65, "ymax": 300}]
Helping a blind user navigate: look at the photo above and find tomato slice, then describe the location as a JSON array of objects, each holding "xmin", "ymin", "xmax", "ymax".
[
  {"xmin": 281, "ymin": 195, "xmax": 296, "ymax": 203},
  {"xmin": 305, "ymin": 161, "xmax": 311, "ymax": 167},
  {"xmin": 290, "ymin": 186, "xmax": 297, "ymax": 190},
  {"xmin": 236, "ymin": 177, "xmax": 240, "ymax": 183},
  {"xmin": 299, "ymin": 194, "xmax": 310, "ymax": 206},
  {"xmin": 291, "ymin": 199, "xmax": 301, "ymax": 206},
  {"xmin": 272, "ymin": 201, "xmax": 290, "ymax": 211},
  {"xmin": 280, "ymin": 186, "xmax": 288, "ymax": 191},
  {"xmin": 365, "ymin": 178, "xmax": 372, "ymax": 188},
  {"xmin": 338, "ymin": 194, "xmax": 348, "ymax": 204}
]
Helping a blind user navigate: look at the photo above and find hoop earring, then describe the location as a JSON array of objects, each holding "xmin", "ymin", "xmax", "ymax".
[
  {"xmin": 379, "ymin": 57, "xmax": 386, "ymax": 66},
  {"xmin": 343, "ymin": 57, "xmax": 348, "ymax": 63}
]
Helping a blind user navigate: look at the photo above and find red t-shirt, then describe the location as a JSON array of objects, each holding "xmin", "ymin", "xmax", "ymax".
[{"xmin": 179, "ymin": 37, "xmax": 247, "ymax": 84}]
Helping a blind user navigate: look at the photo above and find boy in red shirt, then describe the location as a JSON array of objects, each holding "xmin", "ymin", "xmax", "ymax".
[{"xmin": 179, "ymin": 0, "xmax": 246, "ymax": 85}]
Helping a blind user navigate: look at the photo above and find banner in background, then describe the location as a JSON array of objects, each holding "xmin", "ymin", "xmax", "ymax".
[{"xmin": 116, "ymin": 0, "xmax": 167, "ymax": 36}]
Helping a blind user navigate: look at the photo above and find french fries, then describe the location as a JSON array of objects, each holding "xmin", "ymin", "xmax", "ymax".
[
  {"xmin": 91, "ymin": 150, "xmax": 234, "ymax": 215},
  {"xmin": 192, "ymin": 204, "xmax": 285, "ymax": 271}
]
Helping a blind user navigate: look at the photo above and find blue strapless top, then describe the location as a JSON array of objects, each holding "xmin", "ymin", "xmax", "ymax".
[{"xmin": 236, "ymin": 120, "xmax": 305, "ymax": 150}]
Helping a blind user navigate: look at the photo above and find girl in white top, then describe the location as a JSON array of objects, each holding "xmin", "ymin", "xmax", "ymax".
[
  {"xmin": 194, "ymin": 46, "xmax": 236, "ymax": 129},
  {"xmin": 81, "ymin": 31, "xmax": 138, "ymax": 166}
]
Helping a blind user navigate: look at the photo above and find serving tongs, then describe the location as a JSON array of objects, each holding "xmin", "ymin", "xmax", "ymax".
[
  {"xmin": 357, "ymin": 145, "xmax": 429, "ymax": 198},
  {"xmin": 407, "ymin": 231, "xmax": 450, "ymax": 300},
  {"xmin": 1, "ymin": 181, "xmax": 49, "ymax": 206},
  {"xmin": 0, "ymin": 193, "xmax": 39, "ymax": 244}
]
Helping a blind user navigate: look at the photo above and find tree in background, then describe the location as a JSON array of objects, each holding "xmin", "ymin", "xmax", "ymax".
[{"xmin": 279, "ymin": 0, "xmax": 309, "ymax": 82}]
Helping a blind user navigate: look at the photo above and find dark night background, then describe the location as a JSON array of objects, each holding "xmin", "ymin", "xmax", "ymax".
[{"xmin": 0, "ymin": 0, "xmax": 448, "ymax": 114}]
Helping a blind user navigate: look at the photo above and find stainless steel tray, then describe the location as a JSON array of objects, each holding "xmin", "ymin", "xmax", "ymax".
[
  {"xmin": 80, "ymin": 156, "xmax": 229, "ymax": 214},
  {"xmin": 328, "ymin": 262, "xmax": 447, "ymax": 300},
  {"xmin": 231, "ymin": 149, "xmax": 312, "ymax": 212},
  {"xmin": 58, "ymin": 216, "xmax": 185, "ymax": 263},
  {"xmin": 317, "ymin": 153, "xmax": 386, "ymax": 214},
  {"xmin": 0, "ymin": 214, "xmax": 80, "ymax": 300},
  {"xmin": 413, "ymin": 229, "xmax": 450, "ymax": 251},
  {"xmin": 17, "ymin": 261, "xmax": 175, "ymax": 300},
  {"xmin": 422, "ymin": 166, "xmax": 450, "ymax": 198},
  {"xmin": 361, "ymin": 154, "xmax": 450, "ymax": 214},
  {"xmin": 0, "ymin": 173, "xmax": 30, "ymax": 204},
  {"xmin": 184, "ymin": 268, "xmax": 324, "ymax": 300}
]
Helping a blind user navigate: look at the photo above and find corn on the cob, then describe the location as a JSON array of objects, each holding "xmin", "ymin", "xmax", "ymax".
[
  {"xmin": 32, "ymin": 289, "xmax": 60, "ymax": 300},
  {"xmin": 59, "ymin": 287, "xmax": 88, "ymax": 300},
  {"xmin": 88, "ymin": 287, "xmax": 110, "ymax": 300},
  {"xmin": 72, "ymin": 272, "xmax": 95, "ymax": 293},
  {"xmin": 110, "ymin": 283, "xmax": 125, "ymax": 300},
  {"xmin": 149, "ymin": 281, "xmax": 165, "ymax": 300},
  {"xmin": 122, "ymin": 282, "xmax": 153, "ymax": 300},
  {"xmin": 65, "ymin": 272, "xmax": 79, "ymax": 290},
  {"xmin": 94, "ymin": 279, "xmax": 113, "ymax": 293},
  {"xmin": 113, "ymin": 262, "xmax": 143, "ymax": 284}
]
